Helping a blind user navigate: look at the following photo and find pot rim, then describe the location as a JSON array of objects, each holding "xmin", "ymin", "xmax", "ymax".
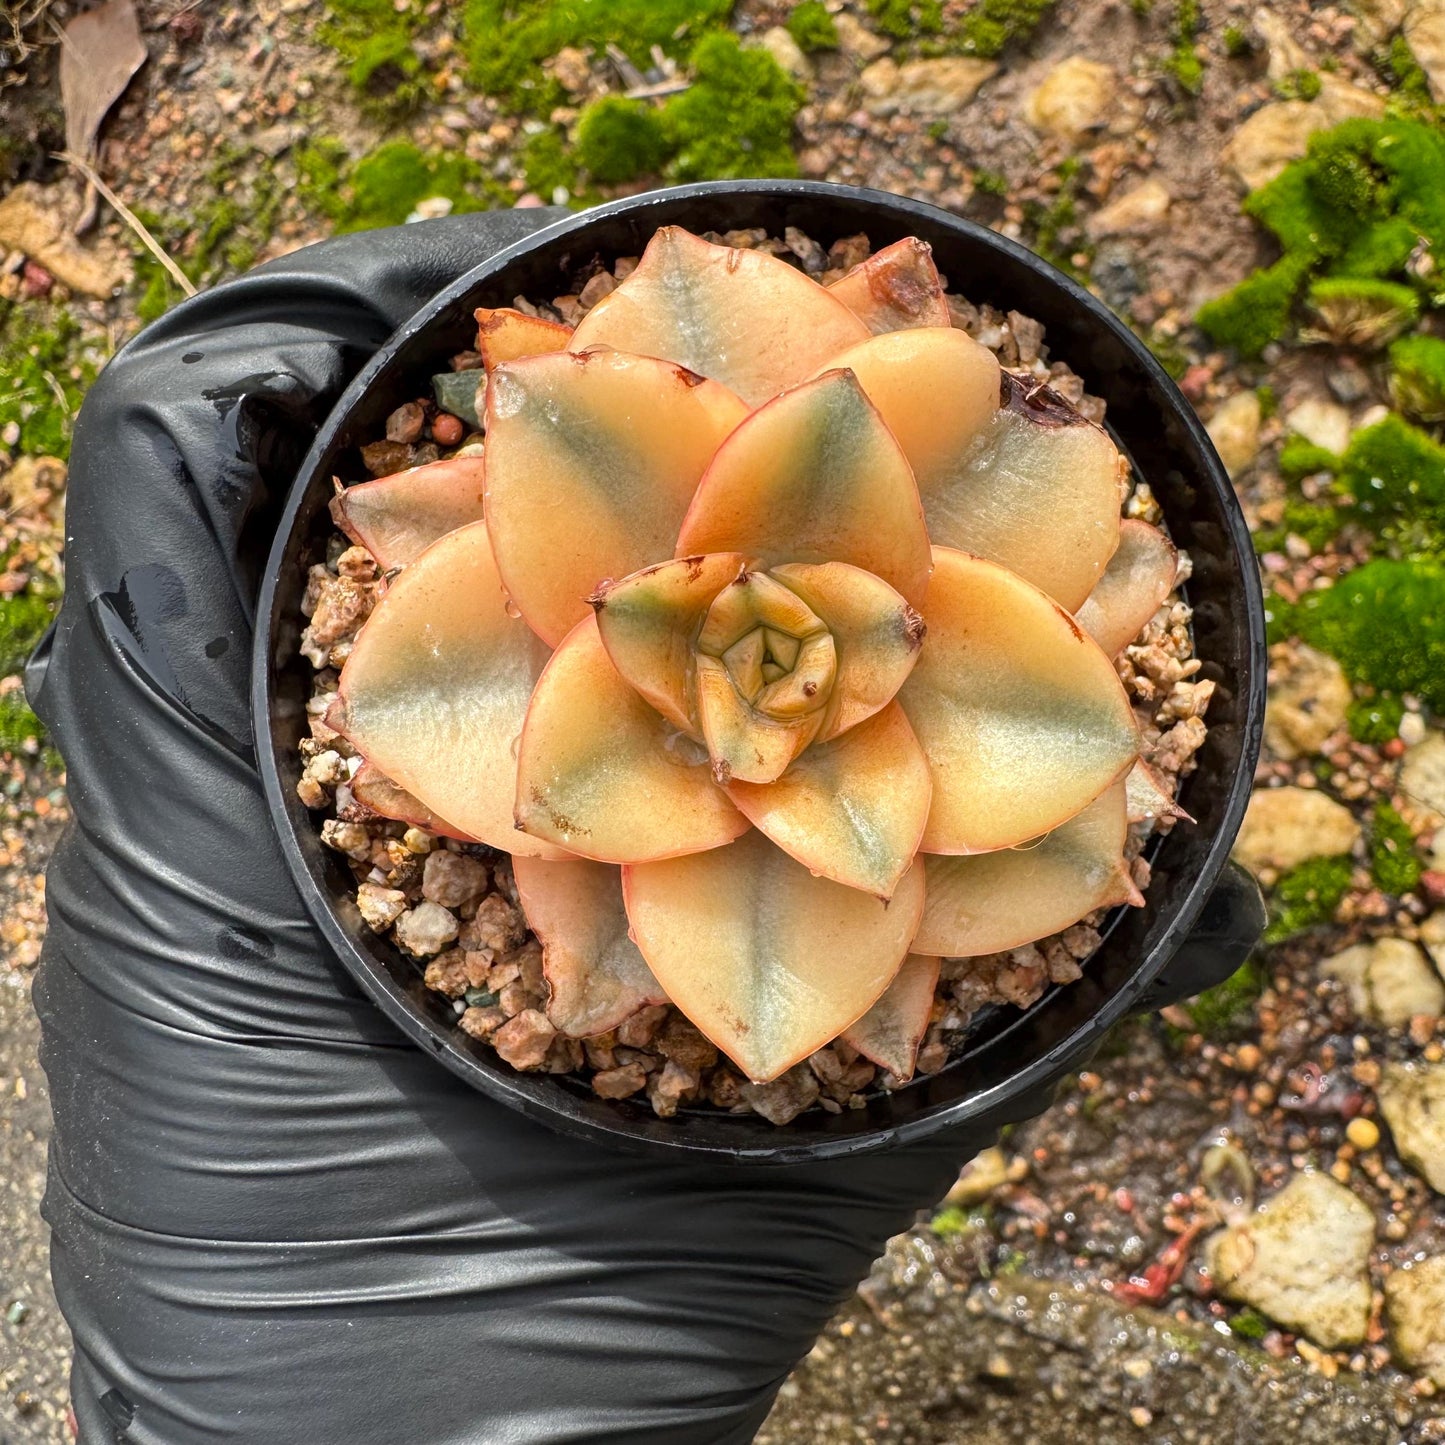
[{"xmin": 253, "ymin": 180, "xmax": 1267, "ymax": 1162}]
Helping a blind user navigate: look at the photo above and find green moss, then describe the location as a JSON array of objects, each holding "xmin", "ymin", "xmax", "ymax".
[
  {"xmin": 663, "ymin": 32, "xmax": 802, "ymax": 181},
  {"xmin": 973, "ymin": 168, "xmax": 1010, "ymax": 197},
  {"xmin": 330, "ymin": 142, "xmax": 502, "ymax": 232},
  {"xmin": 520, "ymin": 127, "xmax": 580, "ymax": 201},
  {"xmin": 1306, "ymin": 276, "xmax": 1419, "ymax": 348},
  {"xmin": 1223, "ymin": 24, "xmax": 1250, "ymax": 58},
  {"xmin": 787, "ymin": 0, "xmax": 838, "ymax": 51},
  {"xmin": 1371, "ymin": 800, "xmax": 1423, "ymax": 895},
  {"xmin": 1196, "ymin": 254, "xmax": 1310, "ymax": 358},
  {"xmin": 1347, "ymin": 693, "xmax": 1404, "ymax": 744},
  {"xmin": 956, "ymin": 0, "xmax": 1054, "ymax": 59},
  {"xmin": 1252, "ymin": 494, "xmax": 1345, "ymax": 555},
  {"xmin": 1384, "ymin": 36, "xmax": 1437, "ymax": 116},
  {"xmin": 319, "ymin": 0, "xmax": 429, "ymax": 112},
  {"xmin": 1263, "ymin": 855, "xmax": 1354, "ymax": 943},
  {"xmin": 1389, "ymin": 333, "xmax": 1445, "ymax": 422},
  {"xmin": 295, "ymin": 138, "xmax": 351, "ymax": 222},
  {"xmin": 1165, "ymin": 0, "xmax": 1204, "ymax": 94},
  {"xmin": 1278, "ymin": 434, "xmax": 1339, "ymax": 483},
  {"xmin": 1272, "ymin": 558, "xmax": 1445, "ymax": 709},
  {"xmin": 929, "ymin": 1205, "xmax": 977, "ymax": 1239},
  {"xmin": 462, "ymin": 0, "xmax": 733, "ymax": 111},
  {"xmin": 1276, "ymin": 68, "xmax": 1322, "ymax": 101},
  {"xmin": 1229, "ymin": 1307, "xmax": 1270, "ymax": 1340},
  {"xmin": 1335, "ymin": 412, "xmax": 1445, "ymax": 547},
  {"xmin": 0, "ymin": 691, "xmax": 43, "ymax": 755},
  {"xmin": 576, "ymin": 96, "xmax": 669, "ymax": 183},
  {"xmin": 0, "ymin": 303, "xmax": 96, "ymax": 459},
  {"xmin": 865, "ymin": 0, "xmax": 943, "ymax": 40},
  {"xmin": 1182, "ymin": 958, "xmax": 1264, "ymax": 1035},
  {"xmin": 0, "ymin": 594, "xmax": 55, "ymax": 675}
]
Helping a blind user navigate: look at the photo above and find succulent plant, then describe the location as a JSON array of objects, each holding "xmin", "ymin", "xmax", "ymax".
[{"xmin": 327, "ymin": 226, "xmax": 1182, "ymax": 1086}]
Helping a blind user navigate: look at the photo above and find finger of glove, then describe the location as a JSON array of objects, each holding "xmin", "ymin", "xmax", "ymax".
[{"xmin": 33, "ymin": 211, "xmax": 564, "ymax": 1046}]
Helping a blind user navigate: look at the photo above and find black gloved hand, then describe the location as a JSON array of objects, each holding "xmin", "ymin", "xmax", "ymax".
[{"xmin": 29, "ymin": 210, "xmax": 985, "ymax": 1445}]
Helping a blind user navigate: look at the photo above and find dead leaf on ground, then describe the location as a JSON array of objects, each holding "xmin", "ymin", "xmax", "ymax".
[
  {"xmin": 0, "ymin": 182, "xmax": 128, "ymax": 296},
  {"xmin": 59, "ymin": 0, "xmax": 148, "ymax": 161}
]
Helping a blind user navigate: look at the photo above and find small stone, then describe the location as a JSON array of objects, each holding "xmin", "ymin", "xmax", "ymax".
[
  {"xmin": 1025, "ymin": 56, "xmax": 1116, "ymax": 141},
  {"xmin": 1086, "ymin": 179, "xmax": 1172, "ymax": 239},
  {"xmin": 1346, "ymin": 1117, "xmax": 1381, "ymax": 1151},
  {"xmin": 422, "ymin": 850, "xmax": 490, "ymax": 908},
  {"xmin": 549, "ymin": 44, "xmax": 591, "ymax": 95},
  {"xmin": 1404, "ymin": 1, "xmax": 1445, "ymax": 101},
  {"xmin": 1221, "ymin": 81, "xmax": 1387, "ymax": 191},
  {"xmin": 1402, "ymin": 733, "xmax": 1445, "ymax": 827},
  {"xmin": 1206, "ymin": 1172, "xmax": 1375, "ymax": 1347},
  {"xmin": 1206, "ymin": 391, "xmax": 1262, "ymax": 479},
  {"xmin": 321, "ymin": 818, "xmax": 371, "ymax": 860},
  {"xmin": 751, "ymin": 25, "xmax": 813, "ymax": 82},
  {"xmin": 1265, "ymin": 643, "xmax": 1352, "ymax": 760},
  {"xmin": 1379, "ymin": 1063, "xmax": 1445, "ymax": 1193},
  {"xmin": 1284, "ymin": 398, "xmax": 1352, "ymax": 456},
  {"xmin": 394, "ymin": 901, "xmax": 460, "ymax": 957},
  {"xmin": 945, "ymin": 1146, "xmax": 1010, "ymax": 1205},
  {"xmin": 1322, "ymin": 939, "xmax": 1445, "ymax": 1026},
  {"xmin": 1232, "ymin": 786, "xmax": 1362, "ymax": 873},
  {"xmin": 578, "ymin": 270, "xmax": 617, "ymax": 309},
  {"xmin": 492, "ymin": 1008, "xmax": 557, "ymax": 1070},
  {"xmin": 861, "ymin": 57, "xmax": 997, "ymax": 115},
  {"xmin": 591, "ymin": 1062, "xmax": 648, "ymax": 1099},
  {"xmin": 1386, "ymin": 1254, "xmax": 1445, "ymax": 1385},
  {"xmin": 431, "ymin": 370, "xmax": 483, "ymax": 428},
  {"xmin": 356, "ymin": 881, "xmax": 407, "ymax": 932},
  {"xmin": 833, "ymin": 11, "xmax": 892, "ymax": 60},
  {"xmin": 385, "ymin": 401, "xmax": 426, "ymax": 444},
  {"xmin": 432, "ymin": 413, "xmax": 465, "ymax": 446},
  {"xmin": 739, "ymin": 1065, "xmax": 821, "ymax": 1124}
]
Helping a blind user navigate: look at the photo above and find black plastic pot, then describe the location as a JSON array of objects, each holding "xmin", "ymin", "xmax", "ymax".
[{"xmin": 254, "ymin": 181, "xmax": 1268, "ymax": 1163}]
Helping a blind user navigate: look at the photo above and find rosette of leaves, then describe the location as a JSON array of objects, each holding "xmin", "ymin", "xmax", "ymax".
[{"xmin": 326, "ymin": 229, "xmax": 1181, "ymax": 1085}]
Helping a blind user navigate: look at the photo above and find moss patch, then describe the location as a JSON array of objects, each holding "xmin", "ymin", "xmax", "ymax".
[
  {"xmin": 319, "ymin": 0, "xmax": 430, "ymax": 112},
  {"xmin": 865, "ymin": 0, "xmax": 943, "ymax": 40},
  {"xmin": 0, "ymin": 593, "xmax": 55, "ymax": 675},
  {"xmin": 1335, "ymin": 412, "xmax": 1445, "ymax": 550},
  {"xmin": 1347, "ymin": 693, "xmax": 1404, "ymax": 744},
  {"xmin": 1182, "ymin": 958, "xmax": 1264, "ymax": 1036},
  {"xmin": 1389, "ymin": 332, "xmax": 1445, "ymax": 422},
  {"xmin": 577, "ymin": 96, "xmax": 670, "ymax": 182},
  {"xmin": 1264, "ymin": 855, "xmax": 1354, "ymax": 943},
  {"xmin": 955, "ymin": 0, "xmax": 1054, "ymax": 59},
  {"xmin": 0, "ymin": 303, "xmax": 96, "ymax": 459},
  {"xmin": 787, "ymin": 0, "xmax": 838, "ymax": 51},
  {"xmin": 1197, "ymin": 255, "xmax": 1310, "ymax": 358},
  {"xmin": 1164, "ymin": 0, "xmax": 1204, "ymax": 94},
  {"xmin": 1370, "ymin": 800, "xmax": 1422, "ymax": 895},
  {"xmin": 0, "ymin": 691, "xmax": 44, "ymax": 755}
]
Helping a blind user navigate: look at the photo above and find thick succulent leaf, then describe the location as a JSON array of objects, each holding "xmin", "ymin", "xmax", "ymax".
[
  {"xmin": 841, "ymin": 953, "xmax": 940, "ymax": 1080},
  {"xmin": 912, "ymin": 780, "xmax": 1141, "ymax": 957},
  {"xmin": 1074, "ymin": 519, "xmax": 1179, "ymax": 657},
  {"xmin": 622, "ymin": 829, "xmax": 926, "ymax": 1083},
  {"xmin": 772, "ymin": 561, "xmax": 926, "ymax": 741},
  {"xmin": 484, "ymin": 349, "xmax": 749, "ymax": 646},
  {"xmin": 330, "ymin": 455, "xmax": 487, "ymax": 571},
  {"xmin": 827, "ymin": 237, "xmax": 952, "ymax": 334},
  {"xmin": 512, "ymin": 855, "xmax": 667, "ymax": 1037},
  {"xmin": 568, "ymin": 225, "xmax": 869, "ymax": 407},
  {"xmin": 515, "ymin": 615, "xmax": 749, "ymax": 861},
  {"xmin": 899, "ymin": 548, "xmax": 1140, "ymax": 854},
  {"xmin": 592, "ymin": 552, "xmax": 750, "ymax": 733},
  {"xmin": 676, "ymin": 369, "xmax": 932, "ymax": 605},
  {"xmin": 695, "ymin": 654, "xmax": 821, "ymax": 785},
  {"xmin": 1125, "ymin": 759, "xmax": 1192, "ymax": 824},
  {"xmin": 328, "ymin": 522, "xmax": 568, "ymax": 858},
  {"xmin": 726, "ymin": 703, "xmax": 931, "ymax": 898},
  {"xmin": 474, "ymin": 306, "xmax": 572, "ymax": 370},
  {"xmin": 349, "ymin": 761, "xmax": 476, "ymax": 842}
]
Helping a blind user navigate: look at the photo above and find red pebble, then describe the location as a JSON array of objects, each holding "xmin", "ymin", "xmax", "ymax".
[
  {"xmin": 1420, "ymin": 870, "xmax": 1445, "ymax": 906},
  {"xmin": 432, "ymin": 413, "xmax": 464, "ymax": 446},
  {"xmin": 1179, "ymin": 364, "xmax": 1213, "ymax": 402},
  {"xmin": 20, "ymin": 260, "xmax": 53, "ymax": 298},
  {"xmin": 1382, "ymin": 738, "xmax": 1406, "ymax": 759}
]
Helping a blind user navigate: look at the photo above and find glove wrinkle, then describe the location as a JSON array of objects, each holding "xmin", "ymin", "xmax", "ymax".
[{"xmin": 36, "ymin": 210, "xmax": 986, "ymax": 1445}]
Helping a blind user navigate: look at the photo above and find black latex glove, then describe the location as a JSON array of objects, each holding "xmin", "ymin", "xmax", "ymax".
[{"xmin": 29, "ymin": 210, "xmax": 980, "ymax": 1445}]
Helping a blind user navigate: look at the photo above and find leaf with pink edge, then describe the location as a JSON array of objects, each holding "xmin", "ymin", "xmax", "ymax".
[
  {"xmin": 328, "ymin": 522, "xmax": 568, "ymax": 858},
  {"xmin": 827, "ymin": 237, "xmax": 952, "ymax": 334},
  {"xmin": 725, "ymin": 703, "xmax": 931, "ymax": 898},
  {"xmin": 474, "ymin": 306, "xmax": 572, "ymax": 370},
  {"xmin": 1074, "ymin": 520, "xmax": 1179, "ymax": 657},
  {"xmin": 568, "ymin": 225, "xmax": 869, "ymax": 407},
  {"xmin": 912, "ymin": 780, "xmax": 1142, "ymax": 957},
  {"xmin": 622, "ymin": 829, "xmax": 925, "ymax": 1083},
  {"xmin": 841, "ymin": 953, "xmax": 940, "ymax": 1080},
  {"xmin": 512, "ymin": 855, "xmax": 667, "ymax": 1037},
  {"xmin": 676, "ymin": 369, "xmax": 932, "ymax": 605},
  {"xmin": 899, "ymin": 548, "xmax": 1139, "ymax": 854},
  {"xmin": 485, "ymin": 348, "xmax": 749, "ymax": 646},
  {"xmin": 514, "ymin": 615, "xmax": 749, "ymax": 862},
  {"xmin": 330, "ymin": 455, "xmax": 486, "ymax": 571}
]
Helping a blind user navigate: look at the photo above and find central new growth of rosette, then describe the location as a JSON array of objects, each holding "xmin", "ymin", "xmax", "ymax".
[{"xmin": 328, "ymin": 227, "xmax": 1185, "ymax": 1087}]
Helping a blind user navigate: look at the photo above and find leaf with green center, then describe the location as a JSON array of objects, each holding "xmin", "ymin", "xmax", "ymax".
[
  {"xmin": 771, "ymin": 561, "xmax": 926, "ymax": 741},
  {"xmin": 676, "ymin": 369, "xmax": 932, "ymax": 605},
  {"xmin": 843, "ymin": 354, "xmax": 1121, "ymax": 611},
  {"xmin": 912, "ymin": 779, "xmax": 1141, "ymax": 957},
  {"xmin": 350, "ymin": 761, "xmax": 477, "ymax": 842},
  {"xmin": 568, "ymin": 225, "xmax": 870, "ymax": 407},
  {"xmin": 827, "ymin": 237, "xmax": 952, "ymax": 334},
  {"xmin": 725, "ymin": 703, "xmax": 931, "ymax": 898},
  {"xmin": 328, "ymin": 522, "xmax": 568, "ymax": 858},
  {"xmin": 841, "ymin": 953, "xmax": 940, "ymax": 1080},
  {"xmin": 592, "ymin": 552, "xmax": 750, "ymax": 734},
  {"xmin": 695, "ymin": 653, "xmax": 823, "ymax": 785},
  {"xmin": 485, "ymin": 348, "xmax": 749, "ymax": 645},
  {"xmin": 512, "ymin": 855, "xmax": 667, "ymax": 1037},
  {"xmin": 899, "ymin": 548, "xmax": 1139, "ymax": 854},
  {"xmin": 1074, "ymin": 520, "xmax": 1179, "ymax": 657},
  {"xmin": 622, "ymin": 829, "xmax": 926, "ymax": 1083},
  {"xmin": 474, "ymin": 306, "xmax": 572, "ymax": 370},
  {"xmin": 330, "ymin": 455, "xmax": 487, "ymax": 571},
  {"xmin": 1125, "ymin": 759, "xmax": 1192, "ymax": 824},
  {"xmin": 515, "ymin": 615, "xmax": 748, "ymax": 861}
]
